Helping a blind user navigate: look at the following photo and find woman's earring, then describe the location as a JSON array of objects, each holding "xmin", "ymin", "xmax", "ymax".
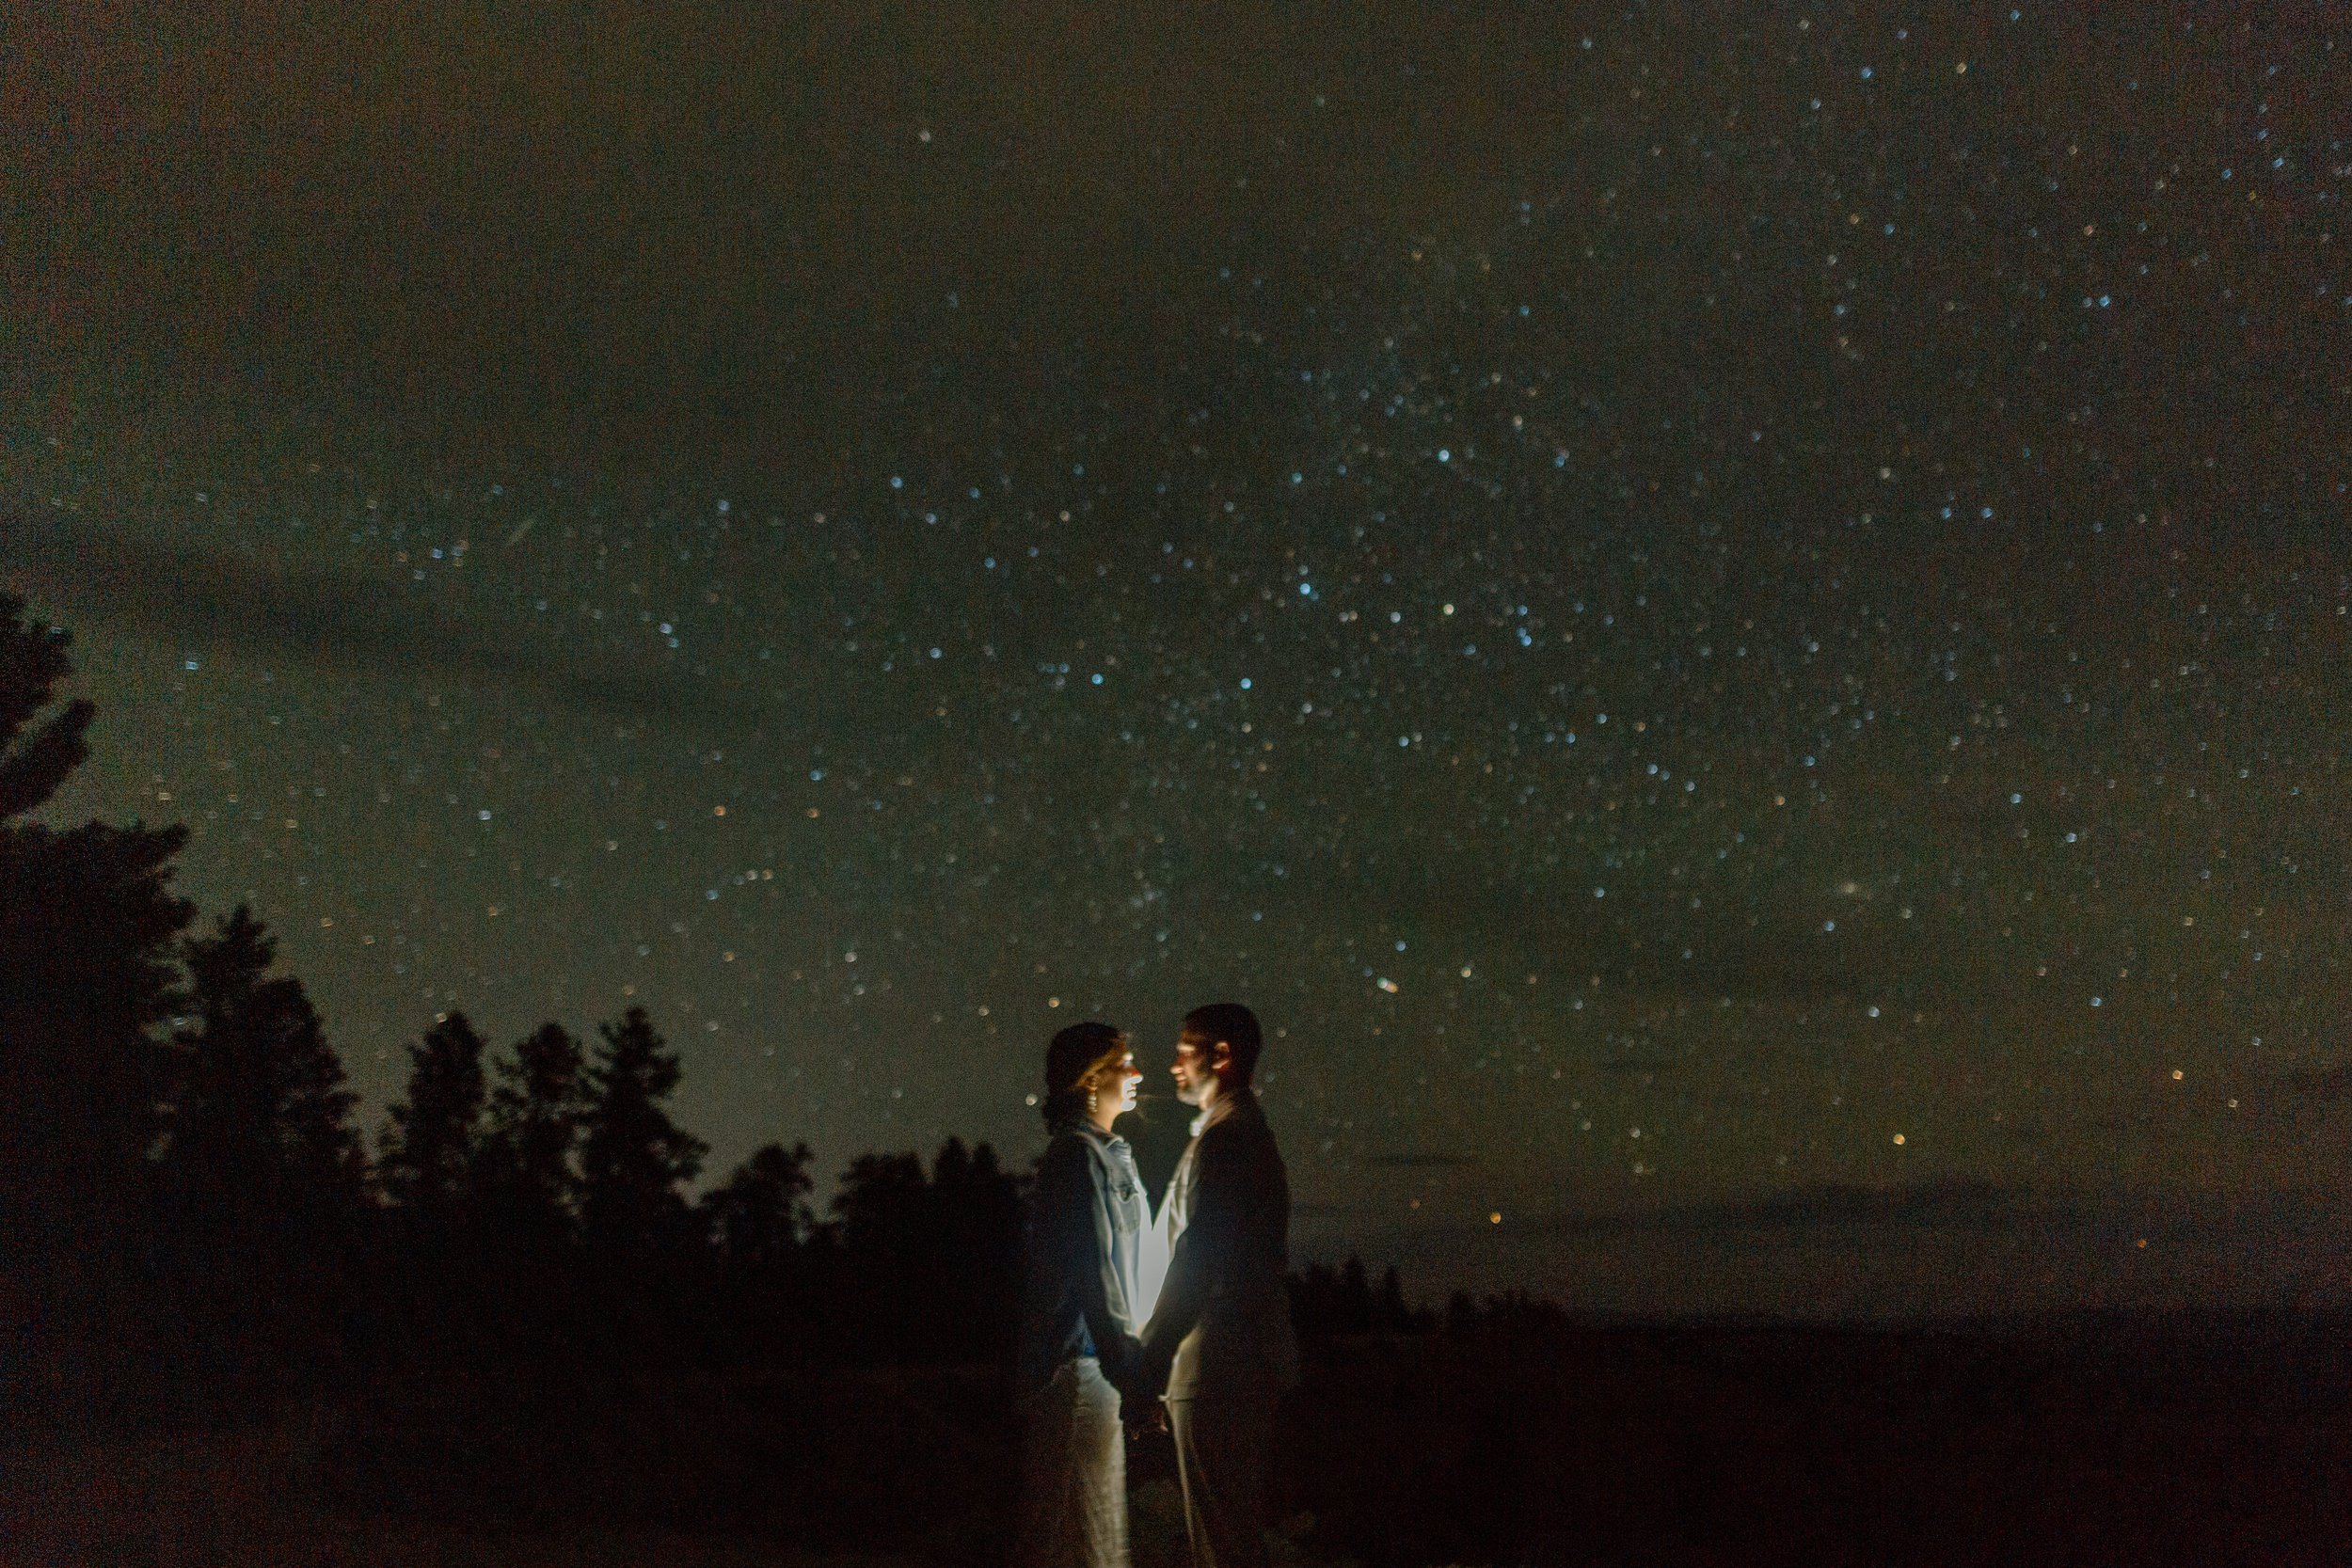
[{"xmin": 1087, "ymin": 1085, "xmax": 1099, "ymax": 1115}]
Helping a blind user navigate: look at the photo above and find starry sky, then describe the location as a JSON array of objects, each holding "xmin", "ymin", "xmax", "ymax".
[{"xmin": 8, "ymin": 2, "xmax": 2351, "ymax": 1315}]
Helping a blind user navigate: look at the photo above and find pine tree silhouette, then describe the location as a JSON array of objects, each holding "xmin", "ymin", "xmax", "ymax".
[
  {"xmin": 476, "ymin": 1021, "xmax": 589, "ymax": 1239},
  {"xmin": 0, "ymin": 589, "xmax": 94, "ymax": 818},
  {"xmin": 379, "ymin": 1012, "xmax": 488, "ymax": 1213},
  {"xmin": 578, "ymin": 1006, "xmax": 706, "ymax": 1258},
  {"xmin": 702, "ymin": 1141, "xmax": 815, "ymax": 1273},
  {"xmin": 930, "ymin": 1137, "xmax": 1022, "ymax": 1361},
  {"xmin": 830, "ymin": 1150, "xmax": 930, "ymax": 1265},
  {"xmin": 1375, "ymin": 1262, "xmax": 1414, "ymax": 1333},
  {"xmin": 1340, "ymin": 1253, "xmax": 1374, "ymax": 1330},
  {"xmin": 167, "ymin": 904, "xmax": 364, "ymax": 1215},
  {"xmin": 154, "ymin": 903, "xmax": 366, "ymax": 1394},
  {"xmin": 814, "ymin": 1150, "xmax": 926, "ymax": 1359},
  {"xmin": 0, "ymin": 591, "xmax": 194, "ymax": 1258},
  {"xmin": 824, "ymin": 1141, "xmax": 1021, "ymax": 1362}
]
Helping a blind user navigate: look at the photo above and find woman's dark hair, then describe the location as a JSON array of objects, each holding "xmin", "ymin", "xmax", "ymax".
[{"xmin": 1041, "ymin": 1020, "xmax": 1125, "ymax": 1129}]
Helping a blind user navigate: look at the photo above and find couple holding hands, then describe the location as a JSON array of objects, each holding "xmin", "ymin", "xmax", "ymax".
[{"xmin": 1015, "ymin": 1003, "xmax": 1297, "ymax": 1568}]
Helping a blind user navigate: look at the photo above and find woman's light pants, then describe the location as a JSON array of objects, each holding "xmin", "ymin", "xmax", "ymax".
[{"xmin": 1014, "ymin": 1356, "xmax": 1129, "ymax": 1568}]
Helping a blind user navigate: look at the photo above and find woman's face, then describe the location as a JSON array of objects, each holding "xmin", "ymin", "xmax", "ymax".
[{"xmin": 1095, "ymin": 1051, "xmax": 1142, "ymax": 1115}]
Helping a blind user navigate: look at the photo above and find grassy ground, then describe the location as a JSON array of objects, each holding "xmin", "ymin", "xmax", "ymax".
[
  {"xmin": 0, "ymin": 1421, "xmax": 1241, "ymax": 1568},
  {"xmin": 0, "ymin": 1416, "xmax": 928, "ymax": 1568},
  {"xmin": 8, "ymin": 1317, "xmax": 2347, "ymax": 1567}
]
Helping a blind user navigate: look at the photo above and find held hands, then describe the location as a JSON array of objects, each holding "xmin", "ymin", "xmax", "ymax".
[
  {"xmin": 1116, "ymin": 1356, "xmax": 1168, "ymax": 1438},
  {"xmin": 1109, "ymin": 1333, "xmax": 1166, "ymax": 1428}
]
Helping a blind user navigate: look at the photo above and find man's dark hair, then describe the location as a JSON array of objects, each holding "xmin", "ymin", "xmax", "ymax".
[{"xmin": 1183, "ymin": 1002, "xmax": 1263, "ymax": 1085}]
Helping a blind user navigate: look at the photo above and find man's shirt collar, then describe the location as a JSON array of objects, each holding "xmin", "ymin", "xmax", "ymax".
[{"xmin": 1189, "ymin": 1085, "xmax": 1256, "ymax": 1138}]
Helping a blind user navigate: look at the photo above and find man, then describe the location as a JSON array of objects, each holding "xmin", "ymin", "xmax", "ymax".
[{"xmin": 1137, "ymin": 1002, "xmax": 1297, "ymax": 1568}]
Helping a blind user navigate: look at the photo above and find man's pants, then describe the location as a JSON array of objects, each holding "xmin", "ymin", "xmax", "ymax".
[{"xmin": 1165, "ymin": 1386, "xmax": 1276, "ymax": 1568}]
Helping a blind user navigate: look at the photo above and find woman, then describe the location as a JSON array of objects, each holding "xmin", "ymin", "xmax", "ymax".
[{"xmin": 1014, "ymin": 1021, "xmax": 1151, "ymax": 1568}]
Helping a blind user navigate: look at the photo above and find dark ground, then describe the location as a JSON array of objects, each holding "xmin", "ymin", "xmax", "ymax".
[
  {"xmin": 7, "ymin": 1313, "xmax": 2347, "ymax": 1568},
  {"xmin": 1280, "ymin": 1313, "xmax": 2352, "ymax": 1567}
]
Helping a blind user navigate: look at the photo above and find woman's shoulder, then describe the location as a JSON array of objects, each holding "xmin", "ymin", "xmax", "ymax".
[{"xmin": 1039, "ymin": 1125, "xmax": 1105, "ymax": 1173}]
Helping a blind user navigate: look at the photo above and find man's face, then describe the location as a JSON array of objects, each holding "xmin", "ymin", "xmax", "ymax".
[{"xmin": 1170, "ymin": 1030, "xmax": 1224, "ymax": 1107}]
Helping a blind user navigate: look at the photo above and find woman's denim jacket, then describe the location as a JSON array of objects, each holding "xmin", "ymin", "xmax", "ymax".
[{"xmin": 1018, "ymin": 1121, "xmax": 1150, "ymax": 1392}]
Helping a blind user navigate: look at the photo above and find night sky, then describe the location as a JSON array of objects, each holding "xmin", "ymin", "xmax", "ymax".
[{"xmin": 10, "ymin": 4, "xmax": 2350, "ymax": 1315}]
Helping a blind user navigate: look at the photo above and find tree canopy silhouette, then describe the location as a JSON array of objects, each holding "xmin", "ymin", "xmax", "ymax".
[
  {"xmin": 475, "ymin": 1021, "xmax": 589, "ymax": 1240},
  {"xmin": 578, "ymin": 1006, "xmax": 707, "ymax": 1258},
  {"xmin": 820, "ymin": 1138, "xmax": 1023, "ymax": 1362},
  {"xmin": 0, "ymin": 591, "xmax": 193, "ymax": 1259},
  {"xmin": 379, "ymin": 1012, "xmax": 489, "ymax": 1215},
  {"xmin": 0, "ymin": 588, "xmax": 93, "ymax": 817},
  {"xmin": 702, "ymin": 1141, "xmax": 816, "ymax": 1273},
  {"xmin": 166, "ymin": 903, "xmax": 365, "ymax": 1218}
]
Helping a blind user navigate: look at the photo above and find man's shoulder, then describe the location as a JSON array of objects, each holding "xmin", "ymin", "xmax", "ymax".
[{"xmin": 1199, "ymin": 1095, "xmax": 1280, "ymax": 1157}]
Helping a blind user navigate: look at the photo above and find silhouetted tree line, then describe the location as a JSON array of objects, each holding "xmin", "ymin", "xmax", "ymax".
[
  {"xmin": 1291, "ymin": 1255, "xmax": 1431, "ymax": 1342},
  {"xmin": 0, "ymin": 593, "xmax": 1421, "ymax": 1431},
  {"xmin": 1444, "ymin": 1287, "xmax": 1574, "ymax": 1338}
]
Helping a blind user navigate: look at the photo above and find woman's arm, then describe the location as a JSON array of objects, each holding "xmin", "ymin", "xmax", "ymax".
[{"xmin": 1041, "ymin": 1135, "xmax": 1135, "ymax": 1379}]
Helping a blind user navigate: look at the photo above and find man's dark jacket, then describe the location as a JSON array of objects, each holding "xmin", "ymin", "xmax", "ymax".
[{"xmin": 1141, "ymin": 1088, "xmax": 1298, "ymax": 1400}]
